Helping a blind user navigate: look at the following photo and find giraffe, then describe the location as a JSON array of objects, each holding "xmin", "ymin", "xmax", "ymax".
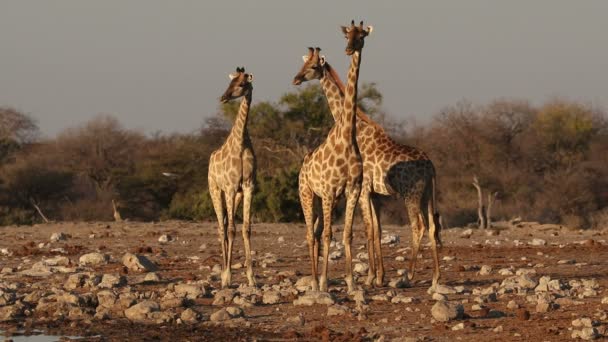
[
  {"xmin": 208, "ymin": 67, "xmax": 256, "ymax": 288},
  {"xmin": 298, "ymin": 20, "xmax": 371, "ymax": 293},
  {"xmin": 292, "ymin": 47, "xmax": 443, "ymax": 288}
]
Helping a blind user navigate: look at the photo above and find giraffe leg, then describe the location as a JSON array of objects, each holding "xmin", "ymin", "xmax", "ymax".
[
  {"xmin": 209, "ymin": 183, "xmax": 227, "ymax": 271},
  {"xmin": 428, "ymin": 191, "xmax": 441, "ymax": 289},
  {"xmin": 407, "ymin": 203, "xmax": 425, "ymax": 282},
  {"xmin": 343, "ymin": 184, "xmax": 361, "ymax": 294},
  {"xmin": 371, "ymin": 198, "xmax": 385, "ymax": 286},
  {"xmin": 242, "ymin": 183, "xmax": 256, "ymax": 287},
  {"xmin": 221, "ymin": 189, "xmax": 237, "ymax": 288},
  {"xmin": 358, "ymin": 191, "xmax": 376, "ymax": 287},
  {"xmin": 299, "ymin": 182, "xmax": 319, "ymax": 291},
  {"xmin": 319, "ymin": 196, "xmax": 334, "ymax": 292}
]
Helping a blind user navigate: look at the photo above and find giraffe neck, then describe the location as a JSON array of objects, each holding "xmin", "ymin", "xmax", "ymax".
[
  {"xmin": 228, "ymin": 91, "xmax": 252, "ymax": 146},
  {"xmin": 319, "ymin": 63, "xmax": 344, "ymax": 122},
  {"xmin": 341, "ymin": 50, "xmax": 361, "ymax": 144}
]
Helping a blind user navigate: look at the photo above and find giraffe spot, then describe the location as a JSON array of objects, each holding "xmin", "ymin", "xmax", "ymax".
[
  {"xmin": 336, "ymin": 158, "xmax": 345, "ymax": 167},
  {"xmin": 335, "ymin": 143, "xmax": 344, "ymax": 154}
]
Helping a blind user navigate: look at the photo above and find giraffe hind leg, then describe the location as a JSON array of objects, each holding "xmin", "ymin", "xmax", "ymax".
[{"xmin": 241, "ymin": 184, "xmax": 256, "ymax": 287}]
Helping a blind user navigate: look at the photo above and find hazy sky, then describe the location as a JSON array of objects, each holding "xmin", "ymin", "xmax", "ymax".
[{"xmin": 2, "ymin": 1, "xmax": 607, "ymax": 138}]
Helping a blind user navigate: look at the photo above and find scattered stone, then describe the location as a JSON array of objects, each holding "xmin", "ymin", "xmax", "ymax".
[
  {"xmin": 180, "ymin": 308, "xmax": 200, "ymax": 324},
  {"xmin": 351, "ymin": 290, "xmax": 367, "ymax": 304},
  {"xmin": 461, "ymin": 229, "xmax": 473, "ymax": 238},
  {"xmin": 124, "ymin": 300, "xmax": 160, "ymax": 322},
  {"xmin": 442, "ymin": 256, "xmax": 455, "ymax": 261},
  {"xmin": 158, "ymin": 234, "xmax": 172, "ymax": 243},
  {"xmin": 501, "ymin": 274, "xmax": 538, "ymax": 291},
  {"xmin": 293, "ymin": 291, "xmax": 335, "ymax": 306},
  {"xmin": 50, "ymin": 232, "xmax": 68, "ymax": 242},
  {"xmin": 43, "ymin": 256, "xmax": 70, "ymax": 266},
  {"xmin": 572, "ymin": 327, "xmax": 599, "ymax": 340},
  {"xmin": 144, "ymin": 272, "xmax": 161, "ymax": 283},
  {"xmin": 371, "ymin": 294, "xmax": 390, "ymax": 302},
  {"xmin": 381, "ymin": 234, "xmax": 399, "ymax": 245},
  {"xmin": 507, "ymin": 300, "xmax": 519, "ymax": 310},
  {"xmin": 558, "ymin": 259, "xmax": 576, "ymax": 265},
  {"xmin": 431, "ymin": 301, "xmax": 464, "ymax": 322},
  {"xmin": 353, "ymin": 263, "xmax": 369, "ymax": 274},
  {"xmin": 395, "ymin": 256, "xmax": 405, "ymax": 262},
  {"xmin": 212, "ymin": 289, "xmax": 236, "ymax": 306},
  {"xmin": 262, "ymin": 290, "xmax": 281, "ymax": 305},
  {"xmin": 98, "ymin": 274, "xmax": 126, "ymax": 288},
  {"xmin": 122, "ymin": 253, "xmax": 158, "ymax": 272},
  {"xmin": 277, "ymin": 236, "xmax": 285, "ymax": 243},
  {"xmin": 174, "ymin": 284, "xmax": 205, "ymax": 299},
  {"xmin": 493, "ymin": 325, "xmax": 504, "ymax": 333},
  {"xmin": 97, "ymin": 290, "xmax": 117, "ymax": 308},
  {"xmin": 295, "ymin": 276, "xmax": 314, "ymax": 292},
  {"xmin": 530, "ymin": 238, "xmax": 546, "ymax": 246},
  {"xmin": 478, "ymin": 265, "xmax": 492, "ymax": 276},
  {"xmin": 451, "ymin": 322, "xmax": 465, "ymax": 331},
  {"xmin": 432, "ymin": 293, "xmax": 447, "ymax": 301},
  {"xmin": 388, "ymin": 277, "xmax": 410, "ymax": 289},
  {"xmin": 79, "ymin": 253, "xmax": 108, "ymax": 266},
  {"xmin": 572, "ymin": 318, "xmax": 595, "ymax": 328},
  {"xmin": 210, "ymin": 307, "xmax": 243, "ymax": 322},
  {"xmin": 391, "ymin": 295, "xmax": 418, "ymax": 304}
]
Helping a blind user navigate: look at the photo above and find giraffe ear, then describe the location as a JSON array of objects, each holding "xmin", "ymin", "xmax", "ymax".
[
  {"xmin": 247, "ymin": 74, "xmax": 254, "ymax": 82},
  {"xmin": 302, "ymin": 55, "xmax": 310, "ymax": 63},
  {"xmin": 228, "ymin": 73, "xmax": 238, "ymax": 80},
  {"xmin": 341, "ymin": 25, "xmax": 349, "ymax": 35},
  {"xmin": 319, "ymin": 55, "xmax": 326, "ymax": 66},
  {"xmin": 366, "ymin": 26, "xmax": 373, "ymax": 35}
]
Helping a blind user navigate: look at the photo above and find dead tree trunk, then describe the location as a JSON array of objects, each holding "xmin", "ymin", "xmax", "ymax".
[
  {"xmin": 472, "ymin": 176, "xmax": 488, "ymax": 229},
  {"xmin": 112, "ymin": 199, "xmax": 122, "ymax": 222},
  {"xmin": 30, "ymin": 199, "xmax": 50, "ymax": 223},
  {"xmin": 486, "ymin": 192, "xmax": 498, "ymax": 229}
]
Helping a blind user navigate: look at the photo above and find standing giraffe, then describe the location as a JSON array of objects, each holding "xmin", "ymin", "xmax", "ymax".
[
  {"xmin": 298, "ymin": 20, "xmax": 371, "ymax": 293},
  {"xmin": 293, "ymin": 47, "xmax": 442, "ymax": 288},
  {"xmin": 208, "ymin": 67, "xmax": 256, "ymax": 288}
]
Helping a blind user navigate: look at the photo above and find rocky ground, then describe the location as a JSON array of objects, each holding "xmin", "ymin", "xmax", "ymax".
[{"xmin": 0, "ymin": 220, "xmax": 607, "ymax": 341}]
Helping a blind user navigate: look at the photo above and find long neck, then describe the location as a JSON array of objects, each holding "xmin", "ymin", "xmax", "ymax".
[
  {"xmin": 341, "ymin": 50, "xmax": 361, "ymax": 144},
  {"xmin": 319, "ymin": 63, "xmax": 345, "ymax": 122},
  {"xmin": 228, "ymin": 91, "xmax": 252, "ymax": 146}
]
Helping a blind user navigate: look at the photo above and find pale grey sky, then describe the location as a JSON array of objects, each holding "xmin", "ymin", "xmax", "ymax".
[{"xmin": 1, "ymin": 1, "xmax": 607, "ymax": 137}]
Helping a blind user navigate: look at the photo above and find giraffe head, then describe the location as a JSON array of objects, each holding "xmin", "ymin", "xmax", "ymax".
[
  {"xmin": 292, "ymin": 47, "xmax": 326, "ymax": 85},
  {"xmin": 341, "ymin": 20, "xmax": 373, "ymax": 55},
  {"xmin": 220, "ymin": 67, "xmax": 254, "ymax": 103}
]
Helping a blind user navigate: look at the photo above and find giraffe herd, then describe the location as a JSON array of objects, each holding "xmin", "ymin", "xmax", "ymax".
[{"xmin": 208, "ymin": 20, "xmax": 443, "ymax": 294}]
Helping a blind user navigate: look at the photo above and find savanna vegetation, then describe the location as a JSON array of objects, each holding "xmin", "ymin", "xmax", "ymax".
[{"xmin": 1, "ymin": 84, "xmax": 607, "ymax": 228}]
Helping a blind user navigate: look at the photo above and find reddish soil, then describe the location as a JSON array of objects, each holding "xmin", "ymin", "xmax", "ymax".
[{"xmin": 1, "ymin": 221, "xmax": 607, "ymax": 341}]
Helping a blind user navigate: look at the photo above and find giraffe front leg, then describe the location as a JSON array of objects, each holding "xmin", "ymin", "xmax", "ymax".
[
  {"xmin": 319, "ymin": 196, "xmax": 334, "ymax": 293},
  {"xmin": 358, "ymin": 191, "xmax": 376, "ymax": 287},
  {"xmin": 300, "ymin": 182, "xmax": 319, "ymax": 291},
  {"xmin": 221, "ymin": 189, "xmax": 237, "ymax": 288},
  {"xmin": 371, "ymin": 199, "xmax": 385, "ymax": 286},
  {"xmin": 241, "ymin": 184, "xmax": 256, "ymax": 287},
  {"xmin": 343, "ymin": 185, "xmax": 361, "ymax": 294},
  {"xmin": 209, "ymin": 183, "xmax": 228, "ymax": 271}
]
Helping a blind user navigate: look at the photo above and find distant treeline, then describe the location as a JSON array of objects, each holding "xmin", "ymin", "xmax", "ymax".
[{"xmin": 1, "ymin": 84, "xmax": 607, "ymax": 228}]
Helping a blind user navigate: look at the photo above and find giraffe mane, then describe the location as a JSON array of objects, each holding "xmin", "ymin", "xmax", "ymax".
[{"xmin": 324, "ymin": 62, "xmax": 384, "ymax": 130}]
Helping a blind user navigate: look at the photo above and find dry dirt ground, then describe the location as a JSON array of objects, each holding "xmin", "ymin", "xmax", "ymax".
[{"xmin": 1, "ymin": 220, "xmax": 607, "ymax": 341}]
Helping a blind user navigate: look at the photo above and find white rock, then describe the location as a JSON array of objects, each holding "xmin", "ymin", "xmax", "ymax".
[
  {"xmin": 124, "ymin": 300, "xmax": 160, "ymax": 321},
  {"xmin": 478, "ymin": 265, "xmax": 492, "ymax": 275},
  {"xmin": 293, "ymin": 291, "xmax": 335, "ymax": 306},
  {"xmin": 122, "ymin": 253, "xmax": 158, "ymax": 272},
  {"xmin": 530, "ymin": 238, "xmax": 546, "ymax": 246},
  {"xmin": 353, "ymin": 263, "xmax": 369, "ymax": 274},
  {"xmin": 431, "ymin": 301, "xmax": 464, "ymax": 322},
  {"xmin": 50, "ymin": 232, "xmax": 67, "ymax": 242},
  {"xmin": 460, "ymin": 229, "xmax": 473, "ymax": 238},
  {"xmin": 381, "ymin": 234, "xmax": 399, "ymax": 245},
  {"xmin": 79, "ymin": 252, "xmax": 108, "ymax": 266},
  {"xmin": 451, "ymin": 322, "xmax": 465, "ymax": 331},
  {"xmin": 158, "ymin": 234, "xmax": 172, "ymax": 243}
]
